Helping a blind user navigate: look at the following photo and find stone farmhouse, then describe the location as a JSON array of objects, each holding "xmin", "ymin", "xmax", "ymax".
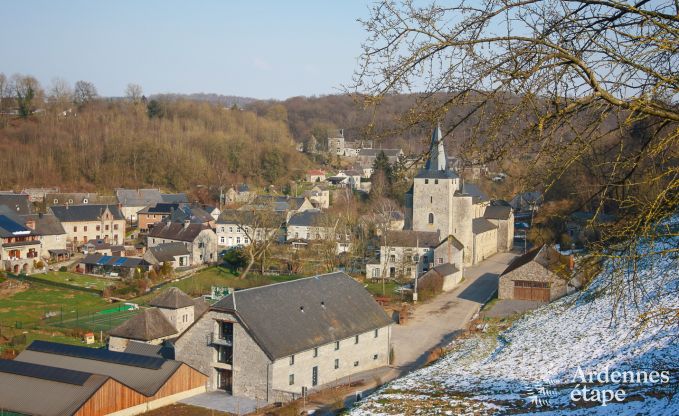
[
  {"xmin": 174, "ymin": 272, "xmax": 392, "ymax": 403},
  {"xmin": 0, "ymin": 340, "xmax": 207, "ymax": 416},
  {"xmin": 303, "ymin": 185, "xmax": 330, "ymax": 209},
  {"xmin": 109, "ymin": 288, "xmax": 208, "ymax": 352},
  {"xmin": 147, "ymin": 221, "xmax": 218, "ymax": 266},
  {"xmin": 498, "ymin": 245, "xmax": 574, "ymax": 302},
  {"xmin": 144, "ymin": 241, "xmax": 191, "ymax": 269},
  {"xmin": 366, "ymin": 230, "xmax": 440, "ymax": 281},
  {"xmin": 49, "ymin": 204, "xmax": 126, "ymax": 251}
]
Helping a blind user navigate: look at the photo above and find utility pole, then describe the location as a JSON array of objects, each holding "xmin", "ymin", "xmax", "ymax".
[{"xmin": 413, "ymin": 237, "xmax": 419, "ymax": 303}]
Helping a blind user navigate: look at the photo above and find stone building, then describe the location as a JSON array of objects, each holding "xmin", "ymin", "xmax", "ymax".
[
  {"xmin": 137, "ymin": 203, "xmax": 182, "ymax": 232},
  {"xmin": 174, "ymin": 272, "xmax": 392, "ymax": 403},
  {"xmin": 50, "ymin": 204, "xmax": 126, "ymax": 250},
  {"xmin": 365, "ymin": 230, "xmax": 440, "ymax": 281},
  {"xmin": 144, "ymin": 242, "xmax": 191, "ymax": 269},
  {"xmin": 147, "ymin": 222, "xmax": 218, "ymax": 266},
  {"xmin": 498, "ymin": 245, "xmax": 573, "ymax": 302}
]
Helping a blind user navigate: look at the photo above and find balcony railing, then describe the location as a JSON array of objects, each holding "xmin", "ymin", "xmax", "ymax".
[{"xmin": 209, "ymin": 332, "xmax": 233, "ymax": 347}]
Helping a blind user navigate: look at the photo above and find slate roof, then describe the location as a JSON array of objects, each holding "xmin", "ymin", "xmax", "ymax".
[
  {"xmin": 161, "ymin": 193, "xmax": 188, "ymax": 204},
  {"xmin": 16, "ymin": 341, "xmax": 186, "ymax": 397},
  {"xmin": 217, "ymin": 209, "xmax": 286, "ymax": 227},
  {"xmin": 458, "ymin": 182, "xmax": 489, "ymax": 203},
  {"xmin": 0, "ymin": 212, "xmax": 33, "ymax": 238},
  {"xmin": 21, "ymin": 213, "xmax": 66, "ymax": 235},
  {"xmin": 212, "ymin": 272, "xmax": 392, "ymax": 359},
  {"xmin": 288, "ymin": 209, "xmax": 323, "ymax": 227},
  {"xmin": 148, "ymin": 242, "xmax": 190, "ymax": 262},
  {"xmin": 435, "ymin": 235, "xmax": 465, "ymax": 251},
  {"xmin": 0, "ymin": 359, "xmax": 109, "ymax": 416},
  {"xmin": 251, "ymin": 195, "xmax": 310, "ymax": 212},
  {"xmin": 45, "ymin": 193, "xmax": 113, "ymax": 206},
  {"xmin": 124, "ymin": 341, "xmax": 175, "ymax": 359},
  {"xmin": 109, "ymin": 308, "xmax": 178, "ymax": 341},
  {"xmin": 150, "ymin": 287, "xmax": 195, "ymax": 309},
  {"xmin": 50, "ymin": 204, "xmax": 124, "ymax": 222},
  {"xmin": 358, "ymin": 148, "xmax": 403, "ymax": 158},
  {"xmin": 148, "ymin": 222, "xmax": 210, "ymax": 242},
  {"xmin": 138, "ymin": 202, "xmax": 181, "ymax": 215},
  {"xmin": 472, "ymin": 218, "xmax": 498, "ymax": 234},
  {"xmin": 415, "ymin": 169, "xmax": 459, "ymax": 179},
  {"xmin": 0, "ymin": 193, "xmax": 32, "ymax": 215},
  {"xmin": 483, "ymin": 205, "xmax": 513, "ymax": 220},
  {"xmin": 433, "ymin": 263, "xmax": 459, "ymax": 276},
  {"xmin": 168, "ymin": 204, "xmax": 213, "ymax": 224},
  {"xmin": 501, "ymin": 245, "xmax": 543, "ymax": 276},
  {"xmin": 116, "ymin": 188, "xmax": 163, "ymax": 206},
  {"xmin": 384, "ymin": 230, "xmax": 440, "ymax": 248}
]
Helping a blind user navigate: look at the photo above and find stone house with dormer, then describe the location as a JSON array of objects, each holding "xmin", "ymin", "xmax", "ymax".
[
  {"xmin": 50, "ymin": 204, "xmax": 126, "ymax": 251},
  {"xmin": 147, "ymin": 222, "xmax": 217, "ymax": 266}
]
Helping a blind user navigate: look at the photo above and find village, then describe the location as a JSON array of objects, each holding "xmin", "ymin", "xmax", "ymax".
[{"xmin": 0, "ymin": 125, "xmax": 592, "ymax": 416}]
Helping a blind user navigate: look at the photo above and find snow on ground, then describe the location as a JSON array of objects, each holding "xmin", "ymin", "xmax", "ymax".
[{"xmin": 353, "ymin": 239, "xmax": 679, "ymax": 415}]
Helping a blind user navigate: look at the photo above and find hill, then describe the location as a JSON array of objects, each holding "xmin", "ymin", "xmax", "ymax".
[
  {"xmin": 150, "ymin": 93, "xmax": 257, "ymax": 108},
  {"xmin": 352, "ymin": 238, "xmax": 678, "ymax": 415}
]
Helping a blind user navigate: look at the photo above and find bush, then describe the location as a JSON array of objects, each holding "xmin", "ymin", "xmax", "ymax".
[
  {"xmin": 59, "ymin": 266, "xmax": 67, "ymax": 272},
  {"xmin": 35, "ymin": 260, "xmax": 45, "ymax": 269}
]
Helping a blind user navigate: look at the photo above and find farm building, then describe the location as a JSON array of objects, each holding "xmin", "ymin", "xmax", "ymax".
[
  {"xmin": 498, "ymin": 245, "xmax": 574, "ymax": 302},
  {"xmin": 77, "ymin": 253, "xmax": 151, "ymax": 277},
  {"xmin": 0, "ymin": 340, "xmax": 207, "ymax": 416}
]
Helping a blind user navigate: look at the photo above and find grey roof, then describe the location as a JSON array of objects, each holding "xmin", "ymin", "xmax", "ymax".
[
  {"xmin": 21, "ymin": 213, "xmax": 66, "ymax": 236},
  {"xmin": 472, "ymin": 218, "xmax": 498, "ymax": 234},
  {"xmin": 168, "ymin": 204, "xmax": 213, "ymax": 224},
  {"xmin": 358, "ymin": 148, "xmax": 403, "ymax": 158},
  {"xmin": 0, "ymin": 360, "xmax": 108, "ymax": 416},
  {"xmin": 16, "ymin": 343, "xmax": 184, "ymax": 397},
  {"xmin": 212, "ymin": 272, "xmax": 392, "ymax": 359},
  {"xmin": 138, "ymin": 202, "xmax": 181, "ymax": 215},
  {"xmin": 148, "ymin": 242, "xmax": 190, "ymax": 262},
  {"xmin": 161, "ymin": 193, "xmax": 188, "ymax": 203},
  {"xmin": 0, "ymin": 193, "xmax": 32, "ymax": 215},
  {"xmin": 50, "ymin": 204, "xmax": 124, "ymax": 222},
  {"xmin": 217, "ymin": 209, "xmax": 286, "ymax": 227},
  {"xmin": 424, "ymin": 124, "xmax": 448, "ymax": 172},
  {"xmin": 384, "ymin": 230, "xmax": 440, "ymax": 248},
  {"xmin": 433, "ymin": 263, "xmax": 459, "ymax": 276},
  {"xmin": 150, "ymin": 287, "xmax": 195, "ymax": 309},
  {"xmin": 148, "ymin": 221, "xmax": 210, "ymax": 242},
  {"xmin": 435, "ymin": 235, "xmax": 465, "ymax": 251},
  {"xmin": 252, "ymin": 195, "xmax": 309, "ymax": 212},
  {"xmin": 288, "ymin": 209, "xmax": 323, "ymax": 227},
  {"xmin": 116, "ymin": 188, "xmax": 163, "ymax": 206},
  {"xmin": 124, "ymin": 341, "xmax": 175, "ymax": 359},
  {"xmin": 45, "ymin": 193, "xmax": 113, "ymax": 206},
  {"xmin": 458, "ymin": 182, "xmax": 489, "ymax": 203},
  {"xmin": 484, "ymin": 205, "xmax": 513, "ymax": 220},
  {"xmin": 415, "ymin": 169, "xmax": 459, "ymax": 179},
  {"xmin": 510, "ymin": 191, "xmax": 543, "ymax": 210},
  {"xmin": 109, "ymin": 308, "xmax": 178, "ymax": 341}
]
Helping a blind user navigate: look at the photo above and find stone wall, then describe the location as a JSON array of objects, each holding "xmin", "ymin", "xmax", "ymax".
[
  {"xmin": 498, "ymin": 261, "xmax": 568, "ymax": 301},
  {"xmin": 473, "ymin": 228, "xmax": 498, "ymax": 264}
]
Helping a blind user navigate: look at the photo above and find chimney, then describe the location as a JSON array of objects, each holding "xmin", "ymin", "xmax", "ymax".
[
  {"xmin": 183, "ymin": 219, "xmax": 190, "ymax": 229},
  {"xmin": 25, "ymin": 219, "xmax": 36, "ymax": 230}
]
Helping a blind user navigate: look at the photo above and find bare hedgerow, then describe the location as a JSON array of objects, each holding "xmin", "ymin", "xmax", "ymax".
[{"xmin": 350, "ymin": 0, "xmax": 678, "ymax": 325}]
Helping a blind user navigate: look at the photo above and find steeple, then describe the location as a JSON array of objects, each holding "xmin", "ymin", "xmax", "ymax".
[{"xmin": 424, "ymin": 123, "xmax": 447, "ymax": 172}]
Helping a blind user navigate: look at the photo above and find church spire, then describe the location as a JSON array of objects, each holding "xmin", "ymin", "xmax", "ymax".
[{"xmin": 424, "ymin": 123, "xmax": 447, "ymax": 171}]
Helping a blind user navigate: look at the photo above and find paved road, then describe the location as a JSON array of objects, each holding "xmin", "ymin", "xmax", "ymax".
[{"xmin": 388, "ymin": 251, "xmax": 518, "ymax": 375}]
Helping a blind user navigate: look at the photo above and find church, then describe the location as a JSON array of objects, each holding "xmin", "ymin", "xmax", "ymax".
[{"xmin": 367, "ymin": 125, "xmax": 514, "ymax": 286}]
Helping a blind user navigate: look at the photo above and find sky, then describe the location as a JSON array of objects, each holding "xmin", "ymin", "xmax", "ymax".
[{"xmin": 1, "ymin": 1, "xmax": 371, "ymax": 100}]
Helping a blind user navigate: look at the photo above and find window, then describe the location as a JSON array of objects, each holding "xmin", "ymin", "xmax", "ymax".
[
  {"xmin": 73, "ymin": 226, "xmax": 77, "ymax": 232},
  {"xmin": 236, "ymin": 237, "xmax": 241, "ymax": 244},
  {"xmin": 335, "ymin": 341, "xmax": 340, "ymax": 350},
  {"xmin": 219, "ymin": 321, "xmax": 233, "ymax": 340},
  {"xmin": 389, "ymin": 255, "xmax": 396, "ymax": 262},
  {"xmin": 355, "ymin": 335, "xmax": 359, "ymax": 344},
  {"xmin": 372, "ymin": 268, "xmax": 379, "ymax": 278},
  {"xmin": 244, "ymin": 238, "xmax": 249, "ymax": 244},
  {"xmin": 354, "ymin": 361, "xmax": 359, "ymax": 367},
  {"xmin": 334, "ymin": 359, "xmax": 339, "ymax": 369},
  {"xmin": 114, "ymin": 224, "xmax": 119, "ymax": 230},
  {"xmin": 217, "ymin": 345, "xmax": 232, "ymax": 364},
  {"xmin": 413, "ymin": 254, "xmax": 419, "ymax": 262},
  {"xmin": 435, "ymin": 179, "xmax": 439, "ymax": 184},
  {"xmin": 425, "ymin": 179, "xmax": 429, "ymax": 184},
  {"xmin": 84, "ymin": 226, "xmax": 88, "ymax": 232},
  {"xmin": 430, "ymin": 196, "xmax": 433, "ymax": 203},
  {"xmin": 105, "ymin": 225, "xmax": 109, "ymax": 230},
  {"xmin": 289, "ymin": 374, "xmax": 295, "ymax": 385},
  {"xmin": 374, "ymin": 329, "xmax": 379, "ymax": 338},
  {"xmin": 428, "ymin": 213, "xmax": 434, "ymax": 224},
  {"xmin": 290, "ymin": 355, "xmax": 295, "ymax": 365},
  {"xmin": 229, "ymin": 227, "xmax": 233, "ymax": 233},
  {"xmin": 96, "ymin": 225, "xmax": 100, "ymax": 231},
  {"xmin": 373, "ymin": 354, "xmax": 379, "ymax": 360},
  {"xmin": 313, "ymin": 347, "xmax": 318, "ymax": 357},
  {"xmin": 437, "ymin": 257, "xmax": 443, "ymax": 264},
  {"xmin": 220, "ymin": 237, "xmax": 225, "ymax": 244}
]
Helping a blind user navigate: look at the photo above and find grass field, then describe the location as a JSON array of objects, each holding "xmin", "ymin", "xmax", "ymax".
[
  {"xmin": 29, "ymin": 271, "xmax": 114, "ymax": 291},
  {"xmin": 0, "ymin": 279, "xmax": 110, "ymax": 325}
]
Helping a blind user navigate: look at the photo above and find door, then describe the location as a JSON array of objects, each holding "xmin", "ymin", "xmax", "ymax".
[
  {"xmin": 217, "ymin": 369, "xmax": 232, "ymax": 393},
  {"xmin": 513, "ymin": 280, "xmax": 550, "ymax": 302},
  {"xmin": 312, "ymin": 366, "xmax": 318, "ymax": 387}
]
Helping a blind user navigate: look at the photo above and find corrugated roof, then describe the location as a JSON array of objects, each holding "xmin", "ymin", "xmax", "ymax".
[
  {"xmin": 109, "ymin": 308, "xmax": 178, "ymax": 341},
  {"xmin": 150, "ymin": 287, "xmax": 195, "ymax": 309},
  {"xmin": 211, "ymin": 272, "xmax": 392, "ymax": 359},
  {"xmin": 50, "ymin": 204, "xmax": 124, "ymax": 222}
]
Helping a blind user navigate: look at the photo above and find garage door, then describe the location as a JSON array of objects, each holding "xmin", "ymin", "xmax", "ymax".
[{"xmin": 513, "ymin": 280, "xmax": 550, "ymax": 302}]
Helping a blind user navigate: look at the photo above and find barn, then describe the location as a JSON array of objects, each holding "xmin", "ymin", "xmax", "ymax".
[
  {"xmin": 498, "ymin": 245, "xmax": 574, "ymax": 302},
  {"xmin": 0, "ymin": 340, "xmax": 207, "ymax": 416}
]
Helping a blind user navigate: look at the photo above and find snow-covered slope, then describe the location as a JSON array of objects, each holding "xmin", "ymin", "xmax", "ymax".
[{"xmin": 353, "ymin": 239, "xmax": 678, "ymax": 415}]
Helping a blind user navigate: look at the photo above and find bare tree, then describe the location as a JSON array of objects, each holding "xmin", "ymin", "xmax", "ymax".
[
  {"xmin": 0, "ymin": 73, "xmax": 8, "ymax": 110},
  {"xmin": 353, "ymin": 0, "xmax": 678, "ymax": 312},
  {"xmin": 48, "ymin": 77, "xmax": 73, "ymax": 107},
  {"xmin": 73, "ymin": 80, "xmax": 98, "ymax": 106},
  {"xmin": 125, "ymin": 83, "xmax": 143, "ymax": 103}
]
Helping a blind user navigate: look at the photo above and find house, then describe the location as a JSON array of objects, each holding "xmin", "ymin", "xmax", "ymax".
[
  {"xmin": 19, "ymin": 212, "xmax": 69, "ymax": 262},
  {"xmin": 137, "ymin": 202, "xmax": 182, "ymax": 232},
  {"xmin": 483, "ymin": 203, "xmax": 515, "ymax": 252},
  {"xmin": 50, "ymin": 204, "xmax": 126, "ymax": 250},
  {"xmin": 82, "ymin": 239, "xmax": 124, "ymax": 256},
  {"xmin": 224, "ymin": 184, "xmax": 253, "ymax": 204},
  {"xmin": 203, "ymin": 205, "xmax": 221, "ymax": 221},
  {"xmin": 20, "ymin": 187, "xmax": 60, "ymax": 203},
  {"xmin": 360, "ymin": 210, "xmax": 405, "ymax": 236},
  {"xmin": 365, "ymin": 230, "xmax": 441, "ymax": 281},
  {"xmin": 510, "ymin": 191, "xmax": 543, "ymax": 213},
  {"xmin": 174, "ymin": 272, "xmax": 392, "ymax": 403},
  {"xmin": 327, "ymin": 129, "xmax": 346, "ymax": 155},
  {"xmin": 286, "ymin": 209, "xmax": 333, "ymax": 242},
  {"xmin": 356, "ymin": 148, "xmax": 404, "ymax": 177},
  {"xmin": 109, "ymin": 288, "xmax": 208, "ymax": 352},
  {"xmin": 215, "ymin": 210, "xmax": 285, "ymax": 248},
  {"xmin": 326, "ymin": 170, "xmax": 362, "ymax": 189},
  {"xmin": 144, "ymin": 242, "xmax": 191, "ymax": 269},
  {"xmin": 245, "ymin": 195, "xmax": 315, "ymax": 218},
  {"xmin": 77, "ymin": 253, "xmax": 150, "ymax": 277},
  {"xmin": 116, "ymin": 188, "xmax": 188, "ymax": 223},
  {"xmin": 0, "ymin": 210, "xmax": 41, "ymax": 274},
  {"xmin": 0, "ymin": 340, "xmax": 207, "ymax": 416},
  {"xmin": 167, "ymin": 204, "xmax": 215, "ymax": 228},
  {"xmin": 147, "ymin": 222, "xmax": 218, "ymax": 266},
  {"xmin": 498, "ymin": 245, "xmax": 574, "ymax": 302},
  {"xmin": 305, "ymin": 169, "xmax": 326, "ymax": 183},
  {"xmin": 44, "ymin": 192, "xmax": 114, "ymax": 207},
  {"xmin": 565, "ymin": 211, "xmax": 616, "ymax": 247},
  {"xmin": 471, "ymin": 218, "xmax": 498, "ymax": 264},
  {"xmin": 303, "ymin": 185, "xmax": 330, "ymax": 209}
]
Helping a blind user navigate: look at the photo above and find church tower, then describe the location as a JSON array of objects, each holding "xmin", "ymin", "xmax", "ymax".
[{"xmin": 411, "ymin": 125, "xmax": 474, "ymax": 265}]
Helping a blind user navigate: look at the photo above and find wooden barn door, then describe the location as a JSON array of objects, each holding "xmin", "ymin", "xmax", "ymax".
[{"xmin": 513, "ymin": 280, "xmax": 550, "ymax": 302}]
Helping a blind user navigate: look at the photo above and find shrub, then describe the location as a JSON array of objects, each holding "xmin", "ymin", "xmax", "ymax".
[{"xmin": 59, "ymin": 266, "xmax": 67, "ymax": 272}]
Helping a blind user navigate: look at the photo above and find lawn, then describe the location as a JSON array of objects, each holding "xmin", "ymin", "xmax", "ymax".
[
  {"xmin": 364, "ymin": 280, "xmax": 399, "ymax": 298},
  {"xmin": 0, "ymin": 279, "xmax": 110, "ymax": 326},
  {"xmin": 29, "ymin": 271, "xmax": 114, "ymax": 291}
]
